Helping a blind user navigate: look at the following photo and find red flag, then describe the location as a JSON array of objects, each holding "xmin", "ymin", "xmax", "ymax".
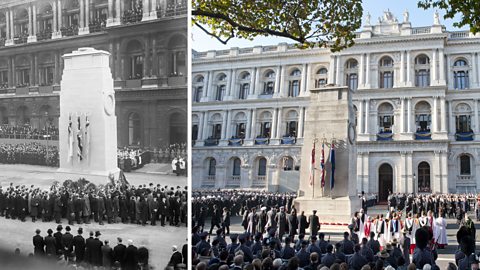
[
  {"xmin": 320, "ymin": 143, "xmax": 325, "ymax": 188},
  {"xmin": 309, "ymin": 142, "xmax": 316, "ymax": 187}
]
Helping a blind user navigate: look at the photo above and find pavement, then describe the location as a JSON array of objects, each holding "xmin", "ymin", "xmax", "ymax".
[
  {"xmin": 0, "ymin": 164, "xmax": 187, "ymax": 269},
  {"xmin": 203, "ymin": 205, "xmax": 480, "ymax": 269}
]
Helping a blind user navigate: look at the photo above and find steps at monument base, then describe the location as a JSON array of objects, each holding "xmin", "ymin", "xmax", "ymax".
[{"xmin": 133, "ymin": 163, "xmax": 176, "ymax": 175}]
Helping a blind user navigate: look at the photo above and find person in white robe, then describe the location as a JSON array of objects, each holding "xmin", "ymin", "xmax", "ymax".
[{"xmin": 433, "ymin": 210, "xmax": 448, "ymax": 248}]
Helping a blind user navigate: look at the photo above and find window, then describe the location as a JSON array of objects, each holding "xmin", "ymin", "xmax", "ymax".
[
  {"xmin": 262, "ymin": 70, "xmax": 275, "ymax": 95},
  {"xmin": 460, "ymin": 155, "xmax": 471, "ymax": 175},
  {"xmin": 233, "ymin": 158, "xmax": 241, "ymax": 176},
  {"xmin": 415, "ymin": 55, "xmax": 430, "ymax": 87},
  {"xmin": 239, "ymin": 83, "xmax": 249, "ymax": 99},
  {"xmin": 456, "ymin": 115, "xmax": 472, "ymax": 133},
  {"xmin": 283, "ymin": 157, "xmax": 294, "ymax": 171},
  {"xmin": 128, "ymin": 113, "xmax": 141, "ymax": 145},
  {"xmin": 379, "ymin": 57, "xmax": 394, "ymax": 89},
  {"xmin": 39, "ymin": 66, "xmax": 54, "ymax": 86},
  {"xmin": 192, "ymin": 125, "xmax": 198, "ymax": 141},
  {"xmin": 315, "ymin": 67, "xmax": 328, "ymax": 88},
  {"xmin": 288, "ymin": 80, "xmax": 300, "ymax": 97},
  {"xmin": 453, "ymin": 59, "xmax": 469, "ymax": 90},
  {"xmin": 194, "ymin": 86, "xmax": 203, "ymax": 102},
  {"xmin": 212, "ymin": 124, "xmax": 222, "ymax": 139},
  {"xmin": 260, "ymin": 122, "xmax": 271, "ymax": 138},
  {"xmin": 418, "ymin": 162, "xmax": 431, "ymax": 193},
  {"xmin": 208, "ymin": 158, "xmax": 216, "ymax": 176},
  {"xmin": 345, "ymin": 59, "xmax": 358, "ymax": 91},
  {"xmin": 286, "ymin": 121, "xmax": 298, "ymax": 137},
  {"xmin": 215, "ymin": 85, "xmax": 225, "ymax": 101},
  {"xmin": 416, "ymin": 114, "xmax": 431, "ymax": 132},
  {"xmin": 130, "ymin": 55, "xmax": 143, "ymax": 79},
  {"xmin": 235, "ymin": 123, "xmax": 246, "ymax": 138},
  {"xmin": 379, "ymin": 115, "xmax": 394, "ymax": 132},
  {"xmin": 263, "ymin": 82, "xmax": 274, "ymax": 95},
  {"xmin": 258, "ymin": 158, "xmax": 267, "ymax": 176},
  {"xmin": 171, "ymin": 51, "xmax": 186, "ymax": 76}
]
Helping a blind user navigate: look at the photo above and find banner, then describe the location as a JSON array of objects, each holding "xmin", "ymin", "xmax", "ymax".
[
  {"xmin": 84, "ymin": 115, "xmax": 90, "ymax": 161},
  {"xmin": 309, "ymin": 142, "xmax": 315, "ymax": 187},
  {"xmin": 67, "ymin": 115, "xmax": 73, "ymax": 162},
  {"xmin": 77, "ymin": 116, "xmax": 83, "ymax": 161},
  {"xmin": 330, "ymin": 141, "xmax": 335, "ymax": 190},
  {"xmin": 320, "ymin": 143, "xmax": 325, "ymax": 188}
]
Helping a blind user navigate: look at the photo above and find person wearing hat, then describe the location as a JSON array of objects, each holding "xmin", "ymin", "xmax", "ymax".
[
  {"xmin": 101, "ymin": 239, "xmax": 113, "ymax": 268},
  {"xmin": 308, "ymin": 210, "xmax": 320, "ymax": 237},
  {"xmin": 212, "ymin": 229, "xmax": 227, "ymax": 250},
  {"xmin": 256, "ymin": 207, "xmax": 267, "ymax": 234},
  {"xmin": 32, "ymin": 228, "xmax": 45, "ymax": 256},
  {"xmin": 384, "ymin": 243, "xmax": 397, "ymax": 268},
  {"xmin": 124, "ymin": 239, "xmax": 138, "ymax": 270},
  {"xmin": 90, "ymin": 231, "xmax": 103, "ymax": 266},
  {"xmin": 287, "ymin": 208, "xmax": 298, "ymax": 239},
  {"xmin": 298, "ymin": 210, "xmax": 308, "ymax": 235},
  {"xmin": 400, "ymin": 228, "xmax": 411, "ymax": 265},
  {"xmin": 221, "ymin": 206, "xmax": 231, "ymax": 235},
  {"xmin": 237, "ymin": 234, "xmax": 254, "ymax": 263},
  {"xmin": 45, "ymin": 228, "xmax": 56, "ymax": 257},
  {"xmin": 85, "ymin": 231, "xmax": 95, "ymax": 264},
  {"xmin": 168, "ymin": 245, "xmax": 183, "ymax": 267},
  {"xmin": 54, "ymin": 224, "xmax": 64, "ymax": 256},
  {"xmin": 251, "ymin": 232, "xmax": 263, "ymax": 258},
  {"xmin": 275, "ymin": 206, "xmax": 288, "ymax": 239},
  {"xmin": 72, "ymin": 228, "xmax": 85, "ymax": 263},
  {"xmin": 61, "ymin": 226, "xmax": 74, "ymax": 260}
]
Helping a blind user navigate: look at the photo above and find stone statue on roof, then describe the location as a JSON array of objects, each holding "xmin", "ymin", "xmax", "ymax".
[
  {"xmin": 403, "ymin": 9, "xmax": 409, "ymax": 23},
  {"xmin": 434, "ymin": 10, "xmax": 440, "ymax": 25},
  {"xmin": 365, "ymin": 12, "xmax": 371, "ymax": 25}
]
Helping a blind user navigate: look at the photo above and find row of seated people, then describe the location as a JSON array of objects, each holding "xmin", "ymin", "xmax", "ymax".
[{"xmin": 0, "ymin": 125, "xmax": 59, "ymax": 140}]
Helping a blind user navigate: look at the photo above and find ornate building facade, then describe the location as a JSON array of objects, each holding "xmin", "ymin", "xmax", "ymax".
[
  {"xmin": 192, "ymin": 11, "xmax": 480, "ymax": 198},
  {"xmin": 0, "ymin": 0, "xmax": 187, "ymax": 148}
]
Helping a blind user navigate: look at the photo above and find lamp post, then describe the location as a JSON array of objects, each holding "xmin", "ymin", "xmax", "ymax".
[{"xmin": 413, "ymin": 173, "xmax": 417, "ymax": 194}]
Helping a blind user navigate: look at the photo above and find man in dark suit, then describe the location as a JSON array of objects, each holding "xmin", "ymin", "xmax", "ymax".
[
  {"xmin": 33, "ymin": 229, "xmax": 45, "ymax": 256},
  {"xmin": 339, "ymin": 232, "xmax": 354, "ymax": 255},
  {"xmin": 53, "ymin": 225, "xmax": 64, "ymax": 255},
  {"xmin": 113, "ymin": 237, "xmax": 127, "ymax": 268},
  {"xmin": 366, "ymin": 231, "xmax": 380, "ymax": 254},
  {"xmin": 308, "ymin": 210, "xmax": 320, "ymax": 236},
  {"xmin": 91, "ymin": 231, "xmax": 103, "ymax": 266},
  {"xmin": 349, "ymin": 244, "xmax": 368, "ymax": 270},
  {"xmin": 84, "ymin": 231, "xmax": 95, "ymax": 264},
  {"xmin": 123, "ymin": 239, "xmax": 138, "ymax": 270},
  {"xmin": 61, "ymin": 226, "xmax": 74, "ymax": 259},
  {"xmin": 168, "ymin": 245, "xmax": 182, "ymax": 267},
  {"xmin": 53, "ymin": 195, "xmax": 63, "ymax": 223},
  {"xmin": 275, "ymin": 206, "xmax": 288, "ymax": 238},
  {"xmin": 298, "ymin": 211, "xmax": 308, "ymax": 235},
  {"xmin": 287, "ymin": 209, "xmax": 298, "ymax": 239},
  {"xmin": 137, "ymin": 245, "xmax": 149, "ymax": 268},
  {"xmin": 101, "ymin": 239, "xmax": 113, "ymax": 268},
  {"xmin": 44, "ymin": 228, "xmax": 56, "ymax": 257},
  {"xmin": 208, "ymin": 205, "xmax": 221, "ymax": 235},
  {"xmin": 72, "ymin": 228, "xmax": 86, "ymax": 263}
]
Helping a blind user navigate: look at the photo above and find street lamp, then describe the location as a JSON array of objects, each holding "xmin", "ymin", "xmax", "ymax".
[{"xmin": 413, "ymin": 173, "xmax": 417, "ymax": 194}]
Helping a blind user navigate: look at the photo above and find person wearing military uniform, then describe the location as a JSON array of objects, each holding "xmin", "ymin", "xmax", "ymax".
[{"xmin": 308, "ymin": 210, "xmax": 320, "ymax": 236}]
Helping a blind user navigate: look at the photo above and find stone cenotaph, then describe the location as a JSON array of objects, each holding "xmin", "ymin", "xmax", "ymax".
[
  {"xmin": 57, "ymin": 48, "xmax": 120, "ymax": 183},
  {"xmin": 294, "ymin": 86, "xmax": 360, "ymax": 223}
]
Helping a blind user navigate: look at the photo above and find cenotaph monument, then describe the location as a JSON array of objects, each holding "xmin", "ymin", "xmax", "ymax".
[
  {"xmin": 57, "ymin": 48, "xmax": 120, "ymax": 183},
  {"xmin": 294, "ymin": 86, "xmax": 360, "ymax": 223}
]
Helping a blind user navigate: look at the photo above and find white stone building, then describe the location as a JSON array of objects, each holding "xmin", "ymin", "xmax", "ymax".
[{"xmin": 192, "ymin": 10, "xmax": 480, "ymax": 200}]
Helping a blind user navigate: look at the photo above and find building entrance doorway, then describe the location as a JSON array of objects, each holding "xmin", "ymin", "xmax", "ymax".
[{"xmin": 379, "ymin": 163, "xmax": 393, "ymax": 202}]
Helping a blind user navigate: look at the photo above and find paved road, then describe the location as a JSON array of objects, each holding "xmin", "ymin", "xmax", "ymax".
[
  {"xmin": 201, "ymin": 206, "xmax": 479, "ymax": 269},
  {"xmin": 0, "ymin": 164, "xmax": 187, "ymax": 269}
]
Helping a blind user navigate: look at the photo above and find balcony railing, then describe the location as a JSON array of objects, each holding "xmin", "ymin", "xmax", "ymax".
[
  {"xmin": 13, "ymin": 34, "xmax": 28, "ymax": 44},
  {"xmin": 122, "ymin": 10, "xmax": 143, "ymax": 24},
  {"xmin": 61, "ymin": 25, "xmax": 79, "ymax": 37},
  {"xmin": 202, "ymin": 175, "xmax": 215, "ymax": 188},
  {"xmin": 456, "ymin": 132, "xmax": 474, "ymax": 141},
  {"xmin": 377, "ymin": 131, "xmax": 393, "ymax": 141},
  {"xmin": 204, "ymin": 138, "xmax": 219, "ymax": 146},
  {"xmin": 228, "ymin": 138, "xmax": 243, "ymax": 146},
  {"xmin": 89, "ymin": 20, "xmax": 106, "ymax": 33},
  {"xmin": 252, "ymin": 176, "xmax": 266, "ymax": 188},
  {"xmin": 458, "ymin": 175, "xmax": 472, "ymax": 182},
  {"xmin": 415, "ymin": 130, "xmax": 431, "ymax": 140},
  {"xmin": 36, "ymin": 30, "xmax": 52, "ymax": 41},
  {"xmin": 164, "ymin": 2, "xmax": 187, "ymax": 17},
  {"xmin": 226, "ymin": 176, "xmax": 241, "ymax": 188},
  {"xmin": 255, "ymin": 137, "xmax": 270, "ymax": 145},
  {"xmin": 281, "ymin": 136, "xmax": 296, "ymax": 145}
]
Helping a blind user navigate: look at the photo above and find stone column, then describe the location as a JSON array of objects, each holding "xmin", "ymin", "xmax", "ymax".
[
  {"xmin": 472, "ymin": 53, "xmax": 478, "ymax": 88},
  {"xmin": 356, "ymin": 152, "xmax": 363, "ymax": 192},
  {"xmin": 441, "ymin": 97, "xmax": 447, "ymax": 133},
  {"xmin": 274, "ymin": 65, "xmax": 281, "ymax": 96},
  {"xmin": 142, "ymin": 0, "xmax": 151, "ymax": 21},
  {"xmin": 433, "ymin": 150, "xmax": 441, "ymax": 192},
  {"xmin": 33, "ymin": 53, "xmax": 38, "ymax": 85},
  {"xmin": 7, "ymin": 57, "xmax": 12, "ymax": 87},
  {"xmin": 448, "ymin": 101, "xmax": 455, "ymax": 135},
  {"xmin": 107, "ymin": 0, "xmax": 114, "ymax": 25},
  {"xmin": 359, "ymin": 53, "xmax": 365, "ymax": 87},
  {"xmin": 400, "ymin": 51, "xmax": 405, "ymax": 86},
  {"xmin": 298, "ymin": 107, "xmax": 305, "ymax": 138},
  {"xmin": 86, "ymin": 0, "xmax": 90, "ymax": 27},
  {"xmin": 407, "ymin": 98, "xmax": 412, "ymax": 133},
  {"xmin": 227, "ymin": 69, "xmax": 236, "ymax": 98},
  {"xmin": 115, "ymin": 0, "xmax": 122, "ymax": 24},
  {"xmin": 5, "ymin": 10, "xmax": 10, "ymax": 41},
  {"xmin": 364, "ymin": 99, "xmax": 370, "ymax": 135},
  {"xmin": 440, "ymin": 151, "xmax": 448, "ymax": 193},
  {"xmin": 250, "ymin": 109, "xmax": 257, "ymax": 138},
  {"xmin": 477, "ymin": 53, "xmax": 480, "ymax": 87},
  {"xmin": 221, "ymin": 110, "xmax": 228, "ymax": 139},
  {"xmin": 335, "ymin": 56, "xmax": 341, "ymax": 85},
  {"xmin": 205, "ymin": 71, "xmax": 213, "ymax": 101},
  {"xmin": 300, "ymin": 64, "xmax": 307, "ymax": 93},
  {"xmin": 475, "ymin": 99, "xmax": 479, "ymax": 135},
  {"xmin": 52, "ymin": 2, "xmax": 58, "ymax": 32},
  {"xmin": 80, "ymin": 0, "xmax": 85, "ymax": 28},
  {"xmin": 270, "ymin": 108, "xmax": 278, "ymax": 140},
  {"xmin": 251, "ymin": 67, "xmax": 260, "ymax": 97},
  {"xmin": 201, "ymin": 111, "xmax": 210, "ymax": 144},
  {"xmin": 196, "ymin": 112, "xmax": 204, "ymax": 144},
  {"xmin": 245, "ymin": 110, "xmax": 252, "ymax": 140},
  {"xmin": 406, "ymin": 50, "xmax": 412, "ymax": 86},
  {"xmin": 305, "ymin": 64, "xmax": 311, "ymax": 93},
  {"xmin": 363, "ymin": 153, "xmax": 370, "ymax": 193},
  {"xmin": 275, "ymin": 107, "xmax": 282, "ymax": 139},
  {"xmin": 365, "ymin": 53, "xmax": 371, "ymax": 88},
  {"xmin": 225, "ymin": 110, "xmax": 233, "ymax": 139},
  {"xmin": 400, "ymin": 152, "xmax": 407, "ymax": 192},
  {"xmin": 54, "ymin": 52, "xmax": 59, "ymax": 84},
  {"xmin": 278, "ymin": 65, "xmax": 286, "ymax": 97},
  {"xmin": 447, "ymin": 56, "xmax": 453, "ymax": 89},
  {"xmin": 358, "ymin": 100, "xmax": 364, "ymax": 134},
  {"xmin": 115, "ymin": 40, "xmax": 122, "ymax": 80},
  {"xmin": 439, "ymin": 49, "xmax": 445, "ymax": 84},
  {"xmin": 400, "ymin": 97, "xmax": 405, "ymax": 133},
  {"xmin": 432, "ymin": 49, "xmax": 438, "ymax": 83},
  {"xmin": 10, "ymin": 9, "xmax": 14, "ymax": 40},
  {"xmin": 33, "ymin": 4, "xmax": 37, "ymax": 36},
  {"xmin": 432, "ymin": 96, "xmax": 438, "ymax": 132}
]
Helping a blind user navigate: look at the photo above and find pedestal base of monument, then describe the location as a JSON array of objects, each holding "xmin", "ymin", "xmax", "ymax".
[
  {"xmin": 294, "ymin": 196, "xmax": 360, "ymax": 223},
  {"xmin": 56, "ymin": 167, "xmax": 121, "ymax": 185}
]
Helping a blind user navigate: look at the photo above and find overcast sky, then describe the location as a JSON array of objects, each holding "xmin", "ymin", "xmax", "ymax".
[{"xmin": 192, "ymin": 1, "xmax": 469, "ymax": 51}]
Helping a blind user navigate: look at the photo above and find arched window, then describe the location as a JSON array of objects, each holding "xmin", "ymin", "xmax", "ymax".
[
  {"xmin": 239, "ymin": 83, "xmax": 249, "ymax": 99},
  {"xmin": 233, "ymin": 158, "xmax": 241, "ymax": 176},
  {"xmin": 258, "ymin": 111, "xmax": 272, "ymax": 138},
  {"xmin": 283, "ymin": 156, "xmax": 294, "ymax": 171},
  {"xmin": 418, "ymin": 161, "xmax": 431, "ymax": 193},
  {"xmin": 262, "ymin": 70, "xmax": 275, "ymax": 95},
  {"xmin": 125, "ymin": 40, "xmax": 144, "ymax": 79},
  {"xmin": 193, "ymin": 76, "xmax": 204, "ymax": 102},
  {"xmin": 215, "ymin": 73, "xmax": 227, "ymax": 101},
  {"xmin": 212, "ymin": 123, "xmax": 222, "ymax": 139},
  {"xmin": 379, "ymin": 56, "xmax": 394, "ymax": 88},
  {"xmin": 192, "ymin": 124, "xmax": 198, "ymax": 142},
  {"xmin": 415, "ymin": 101, "xmax": 431, "ymax": 132},
  {"xmin": 38, "ymin": 53, "xmax": 54, "ymax": 86},
  {"xmin": 128, "ymin": 112, "xmax": 141, "ymax": 145},
  {"xmin": 345, "ymin": 59, "xmax": 358, "ymax": 91},
  {"xmin": 460, "ymin": 155, "xmax": 471, "ymax": 175},
  {"xmin": 377, "ymin": 103, "xmax": 394, "ymax": 133},
  {"xmin": 208, "ymin": 158, "xmax": 216, "ymax": 176},
  {"xmin": 415, "ymin": 55, "xmax": 430, "ymax": 87},
  {"xmin": 284, "ymin": 110, "xmax": 299, "ymax": 137},
  {"xmin": 453, "ymin": 59, "xmax": 469, "ymax": 90},
  {"xmin": 15, "ymin": 56, "xmax": 31, "ymax": 86},
  {"xmin": 288, "ymin": 69, "xmax": 301, "ymax": 97},
  {"xmin": 258, "ymin": 157, "xmax": 267, "ymax": 176},
  {"xmin": 315, "ymin": 67, "xmax": 328, "ymax": 88},
  {"xmin": 235, "ymin": 123, "xmax": 246, "ymax": 138}
]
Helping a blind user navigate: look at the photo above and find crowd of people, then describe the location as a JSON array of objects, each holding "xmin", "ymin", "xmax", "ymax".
[
  {"xmin": 0, "ymin": 179, "xmax": 187, "ymax": 227},
  {"xmin": 0, "ymin": 142, "xmax": 58, "ymax": 166},
  {"xmin": 0, "ymin": 124, "xmax": 59, "ymax": 140},
  {"xmin": 192, "ymin": 191, "xmax": 480, "ymax": 270},
  {"xmin": 31, "ymin": 226, "xmax": 150, "ymax": 269}
]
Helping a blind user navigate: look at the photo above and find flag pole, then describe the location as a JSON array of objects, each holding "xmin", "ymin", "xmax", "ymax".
[{"xmin": 312, "ymin": 136, "xmax": 318, "ymax": 199}]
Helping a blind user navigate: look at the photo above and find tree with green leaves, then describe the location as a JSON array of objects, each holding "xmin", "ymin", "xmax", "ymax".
[
  {"xmin": 417, "ymin": 0, "xmax": 480, "ymax": 34},
  {"xmin": 192, "ymin": 0, "xmax": 363, "ymax": 52}
]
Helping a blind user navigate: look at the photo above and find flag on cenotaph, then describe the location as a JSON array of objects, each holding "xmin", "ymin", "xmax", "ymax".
[
  {"xmin": 67, "ymin": 115, "xmax": 74, "ymax": 162},
  {"xmin": 309, "ymin": 142, "xmax": 315, "ymax": 187},
  {"xmin": 84, "ymin": 115, "xmax": 90, "ymax": 161},
  {"xmin": 77, "ymin": 116, "xmax": 83, "ymax": 161},
  {"xmin": 320, "ymin": 143, "xmax": 325, "ymax": 188},
  {"xmin": 330, "ymin": 141, "xmax": 335, "ymax": 189}
]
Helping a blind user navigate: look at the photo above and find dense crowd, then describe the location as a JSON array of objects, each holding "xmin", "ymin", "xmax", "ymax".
[
  {"xmin": 32, "ymin": 226, "xmax": 151, "ymax": 270},
  {"xmin": 0, "ymin": 142, "xmax": 58, "ymax": 166},
  {"xmin": 192, "ymin": 191, "xmax": 480, "ymax": 270},
  {"xmin": 122, "ymin": 5, "xmax": 143, "ymax": 24},
  {"xmin": 0, "ymin": 124, "xmax": 59, "ymax": 139},
  {"xmin": 0, "ymin": 179, "xmax": 187, "ymax": 227}
]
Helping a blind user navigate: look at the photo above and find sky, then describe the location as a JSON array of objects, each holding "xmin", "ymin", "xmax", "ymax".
[{"xmin": 191, "ymin": 0, "xmax": 469, "ymax": 51}]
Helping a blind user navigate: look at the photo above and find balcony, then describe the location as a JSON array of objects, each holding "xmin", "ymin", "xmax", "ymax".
[
  {"xmin": 122, "ymin": 10, "xmax": 143, "ymax": 25},
  {"xmin": 39, "ymin": 85, "xmax": 54, "ymax": 94},
  {"xmin": 164, "ymin": 2, "xmax": 187, "ymax": 17},
  {"xmin": 225, "ymin": 176, "xmax": 241, "ymax": 188},
  {"xmin": 254, "ymin": 137, "xmax": 270, "ymax": 145},
  {"xmin": 202, "ymin": 175, "xmax": 215, "ymax": 188},
  {"xmin": 377, "ymin": 130, "xmax": 393, "ymax": 141},
  {"xmin": 415, "ymin": 130, "xmax": 431, "ymax": 140},
  {"xmin": 36, "ymin": 30, "xmax": 52, "ymax": 41},
  {"xmin": 252, "ymin": 176, "xmax": 266, "ymax": 188},
  {"xmin": 228, "ymin": 138, "xmax": 243, "ymax": 146},
  {"xmin": 61, "ymin": 25, "xmax": 79, "ymax": 37},
  {"xmin": 13, "ymin": 34, "xmax": 28, "ymax": 44},
  {"xmin": 204, "ymin": 138, "xmax": 219, "ymax": 146},
  {"xmin": 281, "ymin": 136, "xmax": 296, "ymax": 145},
  {"xmin": 89, "ymin": 21, "xmax": 106, "ymax": 33},
  {"xmin": 16, "ymin": 86, "xmax": 29, "ymax": 95},
  {"xmin": 456, "ymin": 131, "xmax": 474, "ymax": 141},
  {"xmin": 168, "ymin": 75, "xmax": 187, "ymax": 86}
]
